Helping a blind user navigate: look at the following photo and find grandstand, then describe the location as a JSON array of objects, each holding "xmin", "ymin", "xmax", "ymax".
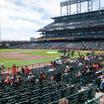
[{"xmin": 37, "ymin": 0, "xmax": 104, "ymax": 50}]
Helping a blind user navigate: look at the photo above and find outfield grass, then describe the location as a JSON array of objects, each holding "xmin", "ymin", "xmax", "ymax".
[
  {"xmin": 1, "ymin": 58, "xmax": 55, "ymax": 68},
  {"xmin": 0, "ymin": 49, "xmax": 22, "ymax": 53},
  {"xmin": 22, "ymin": 49, "xmax": 60, "ymax": 56},
  {"xmin": 0, "ymin": 49, "xmax": 61, "ymax": 68}
]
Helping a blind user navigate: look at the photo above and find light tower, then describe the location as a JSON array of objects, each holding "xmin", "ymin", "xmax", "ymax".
[{"xmin": 60, "ymin": 0, "xmax": 103, "ymax": 16}]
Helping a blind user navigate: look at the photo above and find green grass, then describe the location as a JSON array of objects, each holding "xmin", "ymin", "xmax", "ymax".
[
  {"xmin": 1, "ymin": 58, "xmax": 56, "ymax": 68},
  {"xmin": 0, "ymin": 49, "xmax": 20, "ymax": 53},
  {"xmin": 0, "ymin": 49, "xmax": 61, "ymax": 68},
  {"xmin": 22, "ymin": 49, "xmax": 60, "ymax": 56},
  {"xmin": 0, "ymin": 49, "xmax": 104, "ymax": 68}
]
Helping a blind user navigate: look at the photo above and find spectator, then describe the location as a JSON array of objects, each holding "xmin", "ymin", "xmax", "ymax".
[
  {"xmin": 54, "ymin": 72, "xmax": 62, "ymax": 82},
  {"xmin": 4, "ymin": 76, "xmax": 12, "ymax": 85},
  {"xmin": 50, "ymin": 76, "xmax": 55, "ymax": 82},
  {"xmin": 11, "ymin": 74, "xmax": 16, "ymax": 83},
  {"xmin": 64, "ymin": 66, "xmax": 70, "ymax": 73},
  {"xmin": 11, "ymin": 64, "xmax": 17, "ymax": 75},
  {"xmin": 100, "ymin": 96, "xmax": 104, "ymax": 104},
  {"xmin": 30, "ymin": 75, "xmax": 35, "ymax": 83},
  {"xmin": 24, "ymin": 66, "xmax": 31, "ymax": 76},
  {"xmin": 39, "ymin": 72, "xmax": 46, "ymax": 82},
  {"xmin": 58, "ymin": 98, "xmax": 69, "ymax": 104},
  {"xmin": 15, "ymin": 76, "xmax": 22, "ymax": 86},
  {"xmin": 21, "ymin": 66, "xmax": 25, "ymax": 74}
]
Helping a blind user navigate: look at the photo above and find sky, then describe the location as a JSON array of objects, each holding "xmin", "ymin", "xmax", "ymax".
[{"xmin": 0, "ymin": 0, "xmax": 104, "ymax": 41}]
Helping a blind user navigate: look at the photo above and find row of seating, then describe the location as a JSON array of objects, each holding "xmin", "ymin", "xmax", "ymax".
[{"xmin": 0, "ymin": 82, "xmax": 96, "ymax": 104}]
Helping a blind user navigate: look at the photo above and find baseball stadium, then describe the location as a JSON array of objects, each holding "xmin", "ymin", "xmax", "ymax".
[{"xmin": 0, "ymin": 0, "xmax": 104, "ymax": 104}]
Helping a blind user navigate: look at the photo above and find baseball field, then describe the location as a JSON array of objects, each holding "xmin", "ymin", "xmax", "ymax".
[
  {"xmin": 0, "ymin": 49, "xmax": 104, "ymax": 68},
  {"xmin": 0, "ymin": 49, "xmax": 61, "ymax": 68}
]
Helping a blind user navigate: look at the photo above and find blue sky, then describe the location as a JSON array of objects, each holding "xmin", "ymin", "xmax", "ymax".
[{"xmin": 0, "ymin": 0, "xmax": 104, "ymax": 40}]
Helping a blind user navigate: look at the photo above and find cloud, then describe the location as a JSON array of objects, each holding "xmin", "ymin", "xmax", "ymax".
[{"xmin": 0, "ymin": 0, "xmax": 61, "ymax": 40}]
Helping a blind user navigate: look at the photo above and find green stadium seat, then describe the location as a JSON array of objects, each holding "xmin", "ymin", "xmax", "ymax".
[
  {"xmin": 86, "ymin": 100, "xmax": 94, "ymax": 104},
  {"xmin": 78, "ymin": 89, "xmax": 89, "ymax": 104},
  {"xmin": 68, "ymin": 93, "xmax": 79, "ymax": 104},
  {"xmin": 40, "ymin": 86, "xmax": 49, "ymax": 95},
  {"xmin": 30, "ymin": 96, "xmax": 40, "ymax": 104},
  {"xmin": 62, "ymin": 86, "xmax": 71, "ymax": 97},
  {"xmin": 49, "ymin": 100, "xmax": 58, "ymax": 104},
  {"xmin": 70, "ymin": 84, "xmax": 79, "ymax": 94},
  {"xmin": 51, "ymin": 89, "xmax": 62, "ymax": 101},
  {"xmin": 50, "ymin": 84, "xmax": 58, "ymax": 92},
  {"xmin": 40, "ymin": 93, "xmax": 51, "ymax": 104},
  {"xmin": 88, "ymin": 85, "xmax": 96, "ymax": 100}
]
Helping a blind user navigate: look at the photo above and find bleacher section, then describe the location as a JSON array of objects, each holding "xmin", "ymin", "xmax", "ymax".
[{"xmin": 0, "ymin": 54, "xmax": 104, "ymax": 104}]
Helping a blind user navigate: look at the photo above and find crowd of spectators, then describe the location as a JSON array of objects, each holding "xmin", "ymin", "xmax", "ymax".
[
  {"xmin": 0, "ymin": 51, "xmax": 104, "ymax": 89},
  {"xmin": 0, "ymin": 51, "xmax": 104, "ymax": 103},
  {"xmin": 11, "ymin": 41, "xmax": 104, "ymax": 50}
]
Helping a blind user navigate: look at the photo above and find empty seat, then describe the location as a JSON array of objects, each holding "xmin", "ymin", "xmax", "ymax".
[
  {"xmin": 68, "ymin": 93, "xmax": 79, "ymax": 104},
  {"xmin": 30, "ymin": 96, "xmax": 40, "ymax": 104},
  {"xmin": 79, "ymin": 89, "xmax": 89, "ymax": 104},
  {"xmin": 70, "ymin": 84, "xmax": 79, "ymax": 94},
  {"xmin": 51, "ymin": 89, "xmax": 62, "ymax": 101},
  {"xmin": 50, "ymin": 84, "xmax": 58, "ymax": 92},
  {"xmin": 88, "ymin": 86, "xmax": 96, "ymax": 100},
  {"xmin": 40, "ymin": 87, "xmax": 49, "ymax": 95},
  {"xmin": 62, "ymin": 86, "xmax": 71, "ymax": 97},
  {"xmin": 40, "ymin": 93, "xmax": 51, "ymax": 104}
]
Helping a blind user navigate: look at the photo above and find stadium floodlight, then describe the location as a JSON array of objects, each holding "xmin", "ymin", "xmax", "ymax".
[{"xmin": 60, "ymin": 0, "xmax": 94, "ymax": 16}]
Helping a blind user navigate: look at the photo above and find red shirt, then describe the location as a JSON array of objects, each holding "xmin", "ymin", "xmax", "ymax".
[
  {"xmin": 24, "ymin": 68, "xmax": 30, "ymax": 75},
  {"xmin": 12, "ymin": 66, "xmax": 17, "ymax": 75}
]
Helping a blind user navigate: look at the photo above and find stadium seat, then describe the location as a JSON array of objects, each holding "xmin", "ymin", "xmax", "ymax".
[
  {"xmin": 30, "ymin": 96, "xmax": 40, "ymax": 104},
  {"xmin": 70, "ymin": 84, "xmax": 79, "ymax": 94},
  {"xmin": 88, "ymin": 85, "xmax": 96, "ymax": 100},
  {"xmin": 40, "ymin": 93, "xmax": 51, "ymax": 104},
  {"xmin": 68, "ymin": 93, "xmax": 79, "ymax": 104},
  {"xmin": 51, "ymin": 89, "xmax": 62, "ymax": 101},
  {"xmin": 62, "ymin": 86, "xmax": 71, "ymax": 97},
  {"xmin": 31, "ymin": 89, "xmax": 40, "ymax": 98},
  {"xmin": 49, "ymin": 100, "xmax": 58, "ymax": 104},
  {"xmin": 40, "ymin": 86, "xmax": 49, "ymax": 95},
  {"xmin": 78, "ymin": 89, "xmax": 89, "ymax": 104},
  {"xmin": 50, "ymin": 84, "xmax": 58, "ymax": 92}
]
